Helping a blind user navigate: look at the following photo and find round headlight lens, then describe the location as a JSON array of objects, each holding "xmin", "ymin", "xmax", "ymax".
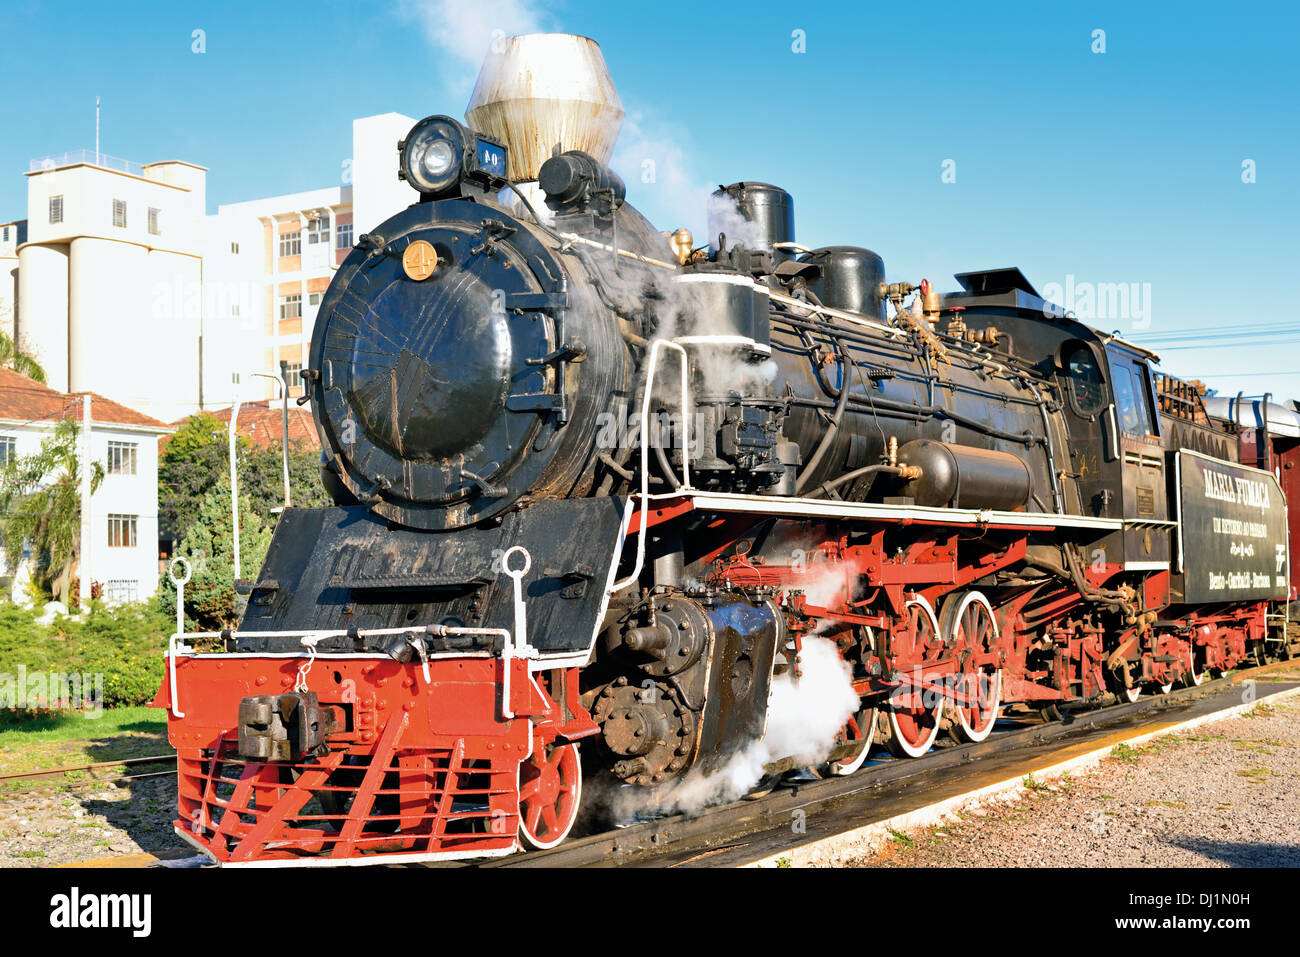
[{"xmin": 419, "ymin": 139, "xmax": 457, "ymax": 180}]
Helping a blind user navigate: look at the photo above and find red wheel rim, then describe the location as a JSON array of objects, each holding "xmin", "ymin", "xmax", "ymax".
[
  {"xmin": 949, "ymin": 596, "xmax": 1001, "ymax": 741},
  {"xmin": 886, "ymin": 599, "xmax": 942, "ymax": 757},
  {"xmin": 830, "ymin": 706, "xmax": 876, "ymax": 776},
  {"xmin": 519, "ymin": 742, "xmax": 581, "ymax": 850}
]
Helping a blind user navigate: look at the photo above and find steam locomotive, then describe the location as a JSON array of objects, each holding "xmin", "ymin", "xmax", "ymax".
[{"xmin": 154, "ymin": 34, "xmax": 1298, "ymax": 865}]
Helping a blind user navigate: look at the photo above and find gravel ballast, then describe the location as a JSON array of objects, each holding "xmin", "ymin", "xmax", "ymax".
[
  {"xmin": 0, "ymin": 775, "xmax": 188, "ymax": 867},
  {"xmin": 848, "ymin": 694, "xmax": 1300, "ymax": 868}
]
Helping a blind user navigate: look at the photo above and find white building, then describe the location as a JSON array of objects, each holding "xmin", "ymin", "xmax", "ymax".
[
  {"xmin": 0, "ymin": 219, "xmax": 25, "ymax": 347},
  {"xmin": 15, "ymin": 153, "xmax": 207, "ymax": 421},
  {"xmin": 203, "ymin": 112, "xmax": 417, "ymax": 401},
  {"xmin": 0, "ymin": 365, "xmax": 170, "ymax": 603},
  {"xmin": 4, "ymin": 114, "xmax": 421, "ymax": 412}
]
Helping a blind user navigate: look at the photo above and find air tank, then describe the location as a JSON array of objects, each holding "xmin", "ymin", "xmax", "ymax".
[
  {"xmin": 708, "ymin": 182, "xmax": 794, "ymax": 253},
  {"xmin": 804, "ymin": 246, "xmax": 887, "ymax": 321},
  {"xmin": 896, "ymin": 439, "xmax": 1033, "ymax": 510}
]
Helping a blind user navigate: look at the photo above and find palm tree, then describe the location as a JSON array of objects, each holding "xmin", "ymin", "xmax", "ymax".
[
  {"xmin": 0, "ymin": 419, "xmax": 103, "ymax": 604},
  {"xmin": 0, "ymin": 326, "xmax": 46, "ymax": 382}
]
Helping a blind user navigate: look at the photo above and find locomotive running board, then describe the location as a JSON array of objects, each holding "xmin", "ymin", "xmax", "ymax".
[{"xmin": 643, "ymin": 491, "xmax": 1126, "ymax": 532}]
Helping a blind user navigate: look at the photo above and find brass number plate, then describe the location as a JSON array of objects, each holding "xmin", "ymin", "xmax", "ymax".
[{"xmin": 402, "ymin": 240, "xmax": 438, "ymax": 281}]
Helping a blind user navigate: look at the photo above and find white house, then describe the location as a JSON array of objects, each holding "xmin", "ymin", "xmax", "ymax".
[{"xmin": 0, "ymin": 366, "xmax": 171, "ymax": 603}]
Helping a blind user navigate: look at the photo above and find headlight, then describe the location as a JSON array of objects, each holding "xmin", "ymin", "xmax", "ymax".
[
  {"xmin": 419, "ymin": 139, "xmax": 457, "ymax": 180},
  {"xmin": 399, "ymin": 115, "xmax": 509, "ymax": 198},
  {"xmin": 400, "ymin": 116, "xmax": 465, "ymax": 194}
]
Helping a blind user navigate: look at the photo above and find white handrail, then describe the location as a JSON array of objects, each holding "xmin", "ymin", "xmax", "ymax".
[
  {"xmin": 610, "ymin": 339, "xmax": 691, "ymax": 593},
  {"xmin": 609, "ymin": 335, "xmax": 763, "ymax": 594}
]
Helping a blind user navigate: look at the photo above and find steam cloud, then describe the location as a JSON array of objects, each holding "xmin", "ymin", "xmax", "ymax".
[
  {"xmin": 398, "ymin": 0, "xmax": 550, "ymax": 95},
  {"xmin": 612, "ymin": 636, "xmax": 861, "ymax": 819}
]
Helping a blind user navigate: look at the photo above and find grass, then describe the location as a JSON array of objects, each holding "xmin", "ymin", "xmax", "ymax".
[
  {"xmin": 1235, "ymin": 766, "xmax": 1276, "ymax": 780},
  {"xmin": 1241, "ymin": 703, "xmax": 1277, "ymax": 720},
  {"xmin": 1023, "ymin": 772, "xmax": 1051, "ymax": 792},
  {"xmin": 0, "ymin": 705, "xmax": 170, "ymax": 794},
  {"xmin": 887, "ymin": 828, "xmax": 914, "ymax": 848},
  {"xmin": 1109, "ymin": 743, "xmax": 1156, "ymax": 765}
]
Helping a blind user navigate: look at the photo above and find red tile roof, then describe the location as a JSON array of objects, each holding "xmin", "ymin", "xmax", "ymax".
[
  {"xmin": 0, "ymin": 366, "xmax": 170, "ymax": 429},
  {"xmin": 165, "ymin": 400, "xmax": 320, "ymax": 452}
]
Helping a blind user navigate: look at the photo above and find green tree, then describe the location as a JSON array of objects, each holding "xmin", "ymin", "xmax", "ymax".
[
  {"xmin": 159, "ymin": 413, "xmax": 329, "ymax": 544},
  {"xmin": 0, "ymin": 419, "xmax": 104, "ymax": 604},
  {"xmin": 158, "ymin": 480, "xmax": 273, "ymax": 631},
  {"xmin": 158, "ymin": 413, "xmax": 239, "ymax": 542},
  {"xmin": 0, "ymin": 327, "xmax": 45, "ymax": 382}
]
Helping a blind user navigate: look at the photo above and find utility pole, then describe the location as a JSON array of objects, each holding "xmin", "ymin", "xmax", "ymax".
[
  {"xmin": 251, "ymin": 367, "xmax": 291, "ymax": 510},
  {"xmin": 278, "ymin": 360, "xmax": 292, "ymax": 508},
  {"xmin": 79, "ymin": 394, "xmax": 92, "ymax": 607},
  {"xmin": 229, "ymin": 374, "xmax": 241, "ymax": 581}
]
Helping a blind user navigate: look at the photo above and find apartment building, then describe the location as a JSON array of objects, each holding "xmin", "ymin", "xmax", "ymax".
[
  {"xmin": 0, "ymin": 219, "xmax": 24, "ymax": 336},
  {"xmin": 14, "ymin": 153, "xmax": 207, "ymax": 421},
  {"xmin": 203, "ymin": 186, "xmax": 354, "ymax": 403},
  {"xmin": 4, "ymin": 112, "xmax": 420, "ymax": 411}
]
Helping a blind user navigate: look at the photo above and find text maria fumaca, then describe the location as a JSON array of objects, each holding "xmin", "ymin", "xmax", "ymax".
[{"xmin": 49, "ymin": 888, "xmax": 151, "ymax": 937}]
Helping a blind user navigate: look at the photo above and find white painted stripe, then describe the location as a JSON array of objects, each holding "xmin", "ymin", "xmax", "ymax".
[{"xmin": 677, "ymin": 491, "xmax": 1125, "ymax": 531}]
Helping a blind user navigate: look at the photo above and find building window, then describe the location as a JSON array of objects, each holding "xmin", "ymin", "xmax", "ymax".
[
  {"xmin": 105, "ymin": 579, "xmax": 139, "ymax": 603},
  {"xmin": 2, "ymin": 226, "xmax": 7, "ymax": 242},
  {"xmin": 49, "ymin": 195, "xmax": 63, "ymax": 224},
  {"xmin": 279, "ymin": 231, "xmax": 301, "ymax": 257},
  {"xmin": 232, "ymin": 304, "xmax": 240, "ymax": 318},
  {"xmin": 308, "ymin": 292, "xmax": 321, "ymax": 306},
  {"xmin": 284, "ymin": 363, "xmax": 303, "ymax": 388},
  {"xmin": 148, "ymin": 207, "xmax": 161, "ymax": 235},
  {"xmin": 279, "ymin": 294, "xmax": 302, "ymax": 321},
  {"xmin": 307, "ymin": 214, "xmax": 331, "ymax": 244},
  {"xmin": 107, "ymin": 514, "xmax": 138, "ymax": 548},
  {"xmin": 112, "ymin": 198, "xmax": 127, "ymax": 228},
  {"xmin": 0, "ymin": 435, "xmax": 16, "ymax": 466},
  {"xmin": 336, "ymin": 223, "xmax": 353, "ymax": 249},
  {"xmin": 230, "ymin": 241, "xmax": 240, "ymax": 254},
  {"xmin": 107, "ymin": 441, "xmax": 138, "ymax": 475}
]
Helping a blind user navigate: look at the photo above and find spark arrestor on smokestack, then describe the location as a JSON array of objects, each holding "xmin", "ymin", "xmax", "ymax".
[{"xmin": 465, "ymin": 34, "xmax": 624, "ymax": 183}]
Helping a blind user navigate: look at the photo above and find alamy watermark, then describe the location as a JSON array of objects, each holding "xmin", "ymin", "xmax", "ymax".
[
  {"xmin": 0, "ymin": 665, "xmax": 104, "ymax": 717},
  {"xmin": 1040, "ymin": 275, "xmax": 1152, "ymax": 329}
]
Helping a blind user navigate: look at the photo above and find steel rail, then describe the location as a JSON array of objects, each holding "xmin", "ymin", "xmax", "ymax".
[{"xmin": 472, "ymin": 663, "xmax": 1298, "ymax": 868}]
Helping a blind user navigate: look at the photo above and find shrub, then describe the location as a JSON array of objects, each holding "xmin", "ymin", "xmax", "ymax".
[
  {"xmin": 0, "ymin": 599, "xmax": 172, "ymax": 710},
  {"xmin": 157, "ymin": 481, "xmax": 272, "ymax": 631}
]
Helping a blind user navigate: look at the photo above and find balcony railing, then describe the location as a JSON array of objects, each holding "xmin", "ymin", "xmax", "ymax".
[{"xmin": 29, "ymin": 150, "xmax": 144, "ymax": 177}]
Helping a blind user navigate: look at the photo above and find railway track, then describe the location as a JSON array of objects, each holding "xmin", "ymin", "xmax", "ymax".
[
  {"xmin": 0, "ymin": 754, "xmax": 176, "ymax": 792},
  {"xmin": 9, "ymin": 659, "xmax": 1295, "ymax": 867},
  {"xmin": 473, "ymin": 662, "xmax": 1300, "ymax": 868}
]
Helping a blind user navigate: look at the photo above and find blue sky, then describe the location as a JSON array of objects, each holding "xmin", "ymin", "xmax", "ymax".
[{"xmin": 2, "ymin": 0, "xmax": 1296, "ymax": 398}]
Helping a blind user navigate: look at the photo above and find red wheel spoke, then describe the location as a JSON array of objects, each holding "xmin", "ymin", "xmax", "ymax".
[{"xmin": 525, "ymin": 800, "xmax": 543, "ymax": 833}]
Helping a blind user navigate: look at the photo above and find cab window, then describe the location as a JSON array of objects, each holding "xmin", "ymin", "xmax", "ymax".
[
  {"xmin": 1109, "ymin": 353, "xmax": 1157, "ymax": 436},
  {"xmin": 1062, "ymin": 343, "xmax": 1107, "ymax": 416}
]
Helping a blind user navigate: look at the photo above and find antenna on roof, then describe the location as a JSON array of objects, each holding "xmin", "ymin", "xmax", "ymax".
[{"xmin": 95, "ymin": 96, "xmax": 100, "ymax": 164}]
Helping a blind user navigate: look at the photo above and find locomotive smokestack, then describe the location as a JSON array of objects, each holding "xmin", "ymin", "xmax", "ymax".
[{"xmin": 465, "ymin": 34, "xmax": 624, "ymax": 182}]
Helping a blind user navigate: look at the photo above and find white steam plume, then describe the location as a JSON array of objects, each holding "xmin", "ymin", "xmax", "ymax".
[
  {"xmin": 705, "ymin": 190, "xmax": 769, "ymax": 251},
  {"xmin": 396, "ymin": 0, "xmax": 551, "ymax": 96},
  {"xmin": 613, "ymin": 636, "xmax": 861, "ymax": 819}
]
